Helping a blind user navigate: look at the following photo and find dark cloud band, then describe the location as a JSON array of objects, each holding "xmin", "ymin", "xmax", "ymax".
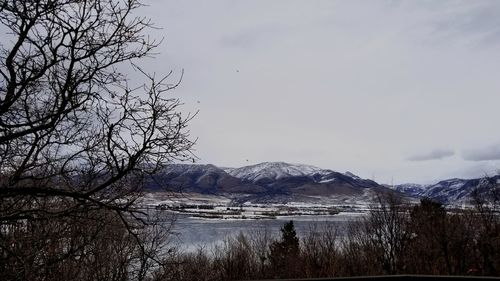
[
  {"xmin": 407, "ymin": 149, "xmax": 455, "ymax": 161},
  {"xmin": 463, "ymin": 145, "xmax": 500, "ymax": 161}
]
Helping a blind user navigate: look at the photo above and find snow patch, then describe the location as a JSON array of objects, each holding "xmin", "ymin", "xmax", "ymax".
[{"xmin": 229, "ymin": 161, "xmax": 333, "ymax": 182}]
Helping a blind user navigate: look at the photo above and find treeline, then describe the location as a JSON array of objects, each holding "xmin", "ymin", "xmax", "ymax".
[{"xmin": 156, "ymin": 193, "xmax": 500, "ymax": 281}]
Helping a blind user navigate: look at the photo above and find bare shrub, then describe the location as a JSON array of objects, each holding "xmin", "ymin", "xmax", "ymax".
[{"xmin": 301, "ymin": 222, "xmax": 340, "ymax": 278}]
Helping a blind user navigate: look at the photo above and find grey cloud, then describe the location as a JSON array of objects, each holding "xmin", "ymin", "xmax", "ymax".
[
  {"xmin": 430, "ymin": 2, "xmax": 500, "ymax": 45},
  {"xmin": 407, "ymin": 149, "xmax": 455, "ymax": 161},
  {"xmin": 463, "ymin": 145, "xmax": 500, "ymax": 161}
]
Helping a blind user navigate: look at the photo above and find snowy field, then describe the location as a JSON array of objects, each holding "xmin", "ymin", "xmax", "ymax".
[{"xmin": 141, "ymin": 192, "xmax": 373, "ymax": 220}]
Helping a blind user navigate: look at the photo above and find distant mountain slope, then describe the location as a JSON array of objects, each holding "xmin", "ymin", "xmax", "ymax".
[
  {"xmin": 147, "ymin": 164, "xmax": 265, "ymax": 194},
  {"xmin": 390, "ymin": 183, "xmax": 427, "ymax": 197},
  {"xmin": 147, "ymin": 162, "xmax": 398, "ymax": 203},
  {"xmin": 228, "ymin": 162, "xmax": 331, "ymax": 183},
  {"xmin": 149, "ymin": 162, "xmax": 500, "ymax": 204},
  {"xmin": 393, "ymin": 175, "xmax": 500, "ymax": 204},
  {"xmin": 227, "ymin": 162, "xmax": 379, "ymax": 189}
]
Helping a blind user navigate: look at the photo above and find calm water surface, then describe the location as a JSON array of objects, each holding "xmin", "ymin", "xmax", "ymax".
[{"xmin": 169, "ymin": 212, "xmax": 366, "ymax": 252}]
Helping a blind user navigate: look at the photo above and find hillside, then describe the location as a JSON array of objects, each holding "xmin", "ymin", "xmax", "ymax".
[
  {"xmin": 148, "ymin": 162, "xmax": 400, "ymax": 204},
  {"xmin": 147, "ymin": 162, "xmax": 500, "ymax": 205},
  {"xmin": 393, "ymin": 175, "xmax": 500, "ymax": 204}
]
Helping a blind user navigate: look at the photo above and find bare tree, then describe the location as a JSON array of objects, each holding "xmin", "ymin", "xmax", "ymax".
[
  {"xmin": 301, "ymin": 222, "xmax": 340, "ymax": 278},
  {"xmin": 364, "ymin": 193, "xmax": 411, "ymax": 274},
  {"xmin": 470, "ymin": 177, "xmax": 500, "ymax": 275},
  {"xmin": 0, "ymin": 0, "xmax": 194, "ymax": 279}
]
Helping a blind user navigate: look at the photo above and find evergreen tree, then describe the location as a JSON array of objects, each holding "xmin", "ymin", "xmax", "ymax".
[{"xmin": 269, "ymin": 220, "xmax": 300, "ymax": 278}]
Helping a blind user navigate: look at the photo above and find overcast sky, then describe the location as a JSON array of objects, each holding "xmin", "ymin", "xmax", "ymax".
[{"xmin": 138, "ymin": 0, "xmax": 500, "ymax": 184}]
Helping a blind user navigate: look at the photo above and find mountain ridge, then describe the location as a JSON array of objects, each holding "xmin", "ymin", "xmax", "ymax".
[
  {"xmin": 148, "ymin": 162, "xmax": 395, "ymax": 203},
  {"xmin": 147, "ymin": 161, "xmax": 499, "ymax": 205},
  {"xmin": 392, "ymin": 175, "xmax": 500, "ymax": 204}
]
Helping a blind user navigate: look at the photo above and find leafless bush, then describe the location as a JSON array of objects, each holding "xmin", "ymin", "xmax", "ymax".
[
  {"xmin": 301, "ymin": 222, "xmax": 340, "ymax": 278},
  {"xmin": 0, "ymin": 206, "xmax": 175, "ymax": 281}
]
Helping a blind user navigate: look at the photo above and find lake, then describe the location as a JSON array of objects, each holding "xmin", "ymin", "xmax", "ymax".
[{"xmin": 169, "ymin": 212, "xmax": 366, "ymax": 252}]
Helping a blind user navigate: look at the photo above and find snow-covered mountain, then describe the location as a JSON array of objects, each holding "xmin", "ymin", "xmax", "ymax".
[
  {"xmin": 228, "ymin": 162, "xmax": 332, "ymax": 183},
  {"xmin": 390, "ymin": 183, "xmax": 428, "ymax": 197},
  {"xmin": 149, "ymin": 162, "xmax": 500, "ymax": 204},
  {"xmin": 418, "ymin": 178, "xmax": 476, "ymax": 204},
  {"xmin": 147, "ymin": 162, "xmax": 394, "ymax": 203},
  {"xmin": 393, "ymin": 175, "xmax": 500, "ymax": 204},
  {"xmin": 420, "ymin": 176, "xmax": 500, "ymax": 204},
  {"xmin": 225, "ymin": 162, "xmax": 380, "ymax": 191},
  {"xmin": 147, "ymin": 164, "xmax": 265, "ymax": 194}
]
